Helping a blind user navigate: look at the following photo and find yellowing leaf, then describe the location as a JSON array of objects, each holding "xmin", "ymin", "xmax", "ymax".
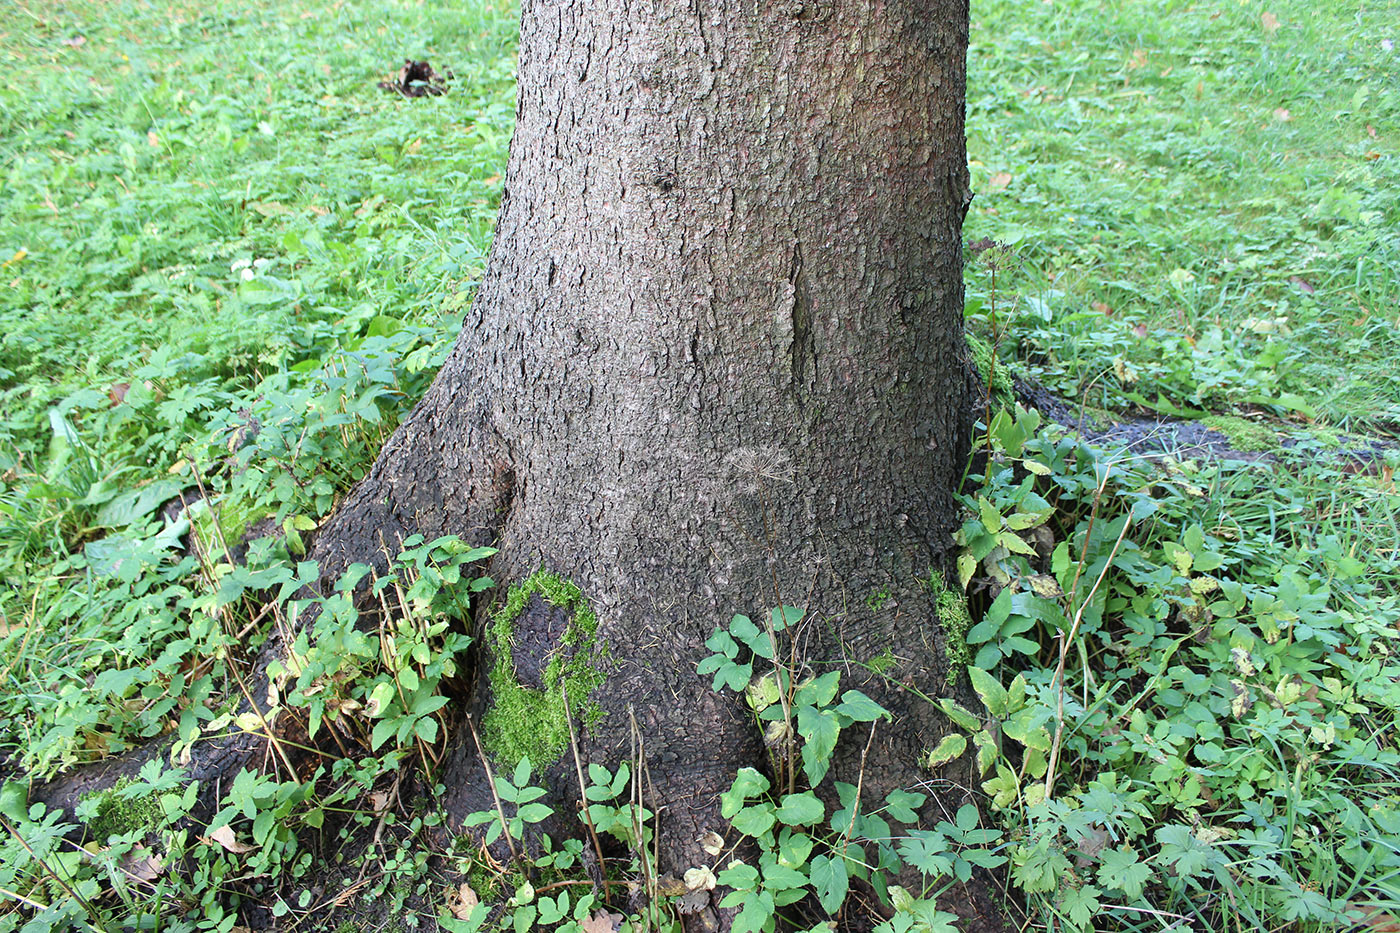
[
  {"xmin": 233, "ymin": 712, "xmax": 264, "ymax": 733},
  {"xmin": 957, "ymin": 551, "xmax": 977, "ymax": 591},
  {"xmin": 996, "ymin": 531, "xmax": 1036, "ymax": 556},
  {"xmin": 925, "ymin": 733, "xmax": 967, "ymax": 769}
]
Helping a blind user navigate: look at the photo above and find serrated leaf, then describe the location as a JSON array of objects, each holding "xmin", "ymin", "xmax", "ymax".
[
  {"xmin": 996, "ymin": 531, "xmax": 1036, "ymax": 556},
  {"xmin": 809, "ymin": 854, "xmax": 849, "ymax": 913},
  {"xmin": 937, "ymin": 699, "xmax": 982, "ymax": 732},
  {"xmin": 925, "ymin": 733, "xmax": 967, "ymax": 769},
  {"xmin": 978, "ymin": 497, "xmax": 1002, "ymax": 533},
  {"xmin": 1004, "ymin": 511, "xmax": 1045, "ymax": 531},
  {"xmin": 1097, "ymin": 845, "xmax": 1150, "ymax": 900},
  {"xmin": 966, "ymin": 667, "xmax": 1009, "ymax": 718},
  {"xmin": 973, "ymin": 731, "xmax": 997, "ymax": 776}
]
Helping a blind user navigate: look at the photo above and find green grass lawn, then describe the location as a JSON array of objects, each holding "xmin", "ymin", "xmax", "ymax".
[
  {"xmin": 0, "ymin": 1, "xmax": 1398, "ymax": 931},
  {"xmin": 966, "ymin": 0, "xmax": 1400, "ymax": 429}
]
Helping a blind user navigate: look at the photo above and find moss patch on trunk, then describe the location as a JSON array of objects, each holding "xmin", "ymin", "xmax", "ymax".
[
  {"xmin": 79, "ymin": 778, "xmax": 161, "ymax": 841},
  {"xmin": 480, "ymin": 571, "xmax": 606, "ymax": 768},
  {"xmin": 931, "ymin": 575, "xmax": 972, "ymax": 683}
]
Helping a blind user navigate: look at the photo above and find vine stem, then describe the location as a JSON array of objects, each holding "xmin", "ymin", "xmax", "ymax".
[{"xmin": 1043, "ymin": 513, "xmax": 1132, "ymax": 798}]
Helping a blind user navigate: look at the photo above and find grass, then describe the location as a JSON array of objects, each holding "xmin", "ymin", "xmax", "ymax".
[
  {"xmin": 0, "ymin": 0, "xmax": 1397, "ymax": 931},
  {"xmin": 965, "ymin": 0, "xmax": 1400, "ymax": 429}
]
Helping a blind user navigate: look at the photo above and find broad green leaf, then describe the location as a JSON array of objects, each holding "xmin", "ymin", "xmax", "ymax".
[
  {"xmin": 835, "ymin": 690, "xmax": 889, "ymax": 722},
  {"xmin": 721, "ymin": 768, "xmax": 771, "ymax": 818},
  {"xmin": 775, "ymin": 793, "xmax": 824, "ymax": 826},
  {"xmin": 732, "ymin": 804, "xmax": 777, "ymax": 837},
  {"xmin": 809, "ymin": 854, "xmax": 849, "ymax": 914}
]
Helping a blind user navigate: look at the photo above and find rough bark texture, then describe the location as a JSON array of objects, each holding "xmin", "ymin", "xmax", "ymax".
[{"xmin": 316, "ymin": 0, "xmax": 989, "ymax": 924}]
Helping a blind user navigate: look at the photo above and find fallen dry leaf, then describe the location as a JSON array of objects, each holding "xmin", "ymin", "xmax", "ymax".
[
  {"xmin": 698, "ymin": 830, "xmax": 724, "ymax": 857},
  {"xmin": 684, "ymin": 866, "xmax": 717, "ymax": 891},
  {"xmin": 1288, "ymin": 275, "xmax": 1315, "ymax": 294},
  {"xmin": 447, "ymin": 882, "xmax": 479, "ymax": 920},
  {"xmin": 1092, "ymin": 301, "xmax": 1112, "ymax": 316},
  {"xmin": 580, "ymin": 910, "xmax": 624, "ymax": 933},
  {"xmin": 61, "ymin": 36, "xmax": 86, "ymax": 48},
  {"xmin": 655, "ymin": 875, "xmax": 689, "ymax": 897},
  {"xmin": 119, "ymin": 847, "xmax": 166, "ymax": 883},
  {"xmin": 1127, "ymin": 48, "xmax": 1148, "ymax": 70},
  {"xmin": 1273, "ymin": 108, "xmax": 1292, "ymax": 122},
  {"xmin": 205, "ymin": 825, "xmax": 255, "ymax": 854},
  {"xmin": 987, "ymin": 171, "xmax": 1012, "ymax": 191},
  {"xmin": 1261, "ymin": 11, "xmax": 1280, "ymax": 35},
  {"xmin": 1348, "ymin": 903, "xmax": 1400, "ymax": 932}
]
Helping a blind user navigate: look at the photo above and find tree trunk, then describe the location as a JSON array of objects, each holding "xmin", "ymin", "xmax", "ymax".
[
  {"xmin": 37, "ymin": 0, "xmax": 999, "ymax": 927},
  {"xmin": 305, "ymin": 0, "xmax": 995, "ymax": 925}
]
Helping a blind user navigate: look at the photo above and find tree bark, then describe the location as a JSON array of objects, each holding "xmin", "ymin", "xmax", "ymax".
[{"xmin": 306, "ymin": 0, "xmax": 995, "ymax": 925}]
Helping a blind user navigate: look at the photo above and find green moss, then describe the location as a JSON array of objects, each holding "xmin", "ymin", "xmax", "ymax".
[
  {"xmin": 480, "ymin": 571, "xmax": 606, "ymax": 769},
  {"xmin": 80, "ymin": 778, "xmax": 161, "ymax": 841},
  {"xmin": 966, "ymin": 331, "xmax": 1014, "ymax": 404},
  {"xmin": 1199, "ymin": 415, "xmax": 1280, "ymax": 452},
  {"xmin": 930, "ymin": 575, "xmax": 972, "ymax": 684}
]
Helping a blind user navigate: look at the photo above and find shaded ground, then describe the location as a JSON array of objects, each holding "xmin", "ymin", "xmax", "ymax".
[{"xmin": 1014, "ymin": 376, "xmax": 1398, "ymax": 470}]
